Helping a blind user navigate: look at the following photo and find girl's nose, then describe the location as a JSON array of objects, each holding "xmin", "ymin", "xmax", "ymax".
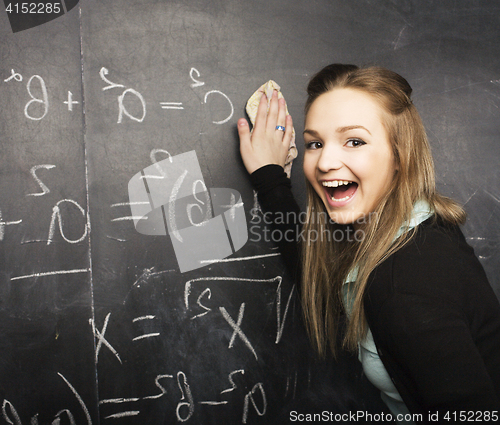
[{"xmin": 317, "ymin": 144, "xmax": 343, "ymax": 173}]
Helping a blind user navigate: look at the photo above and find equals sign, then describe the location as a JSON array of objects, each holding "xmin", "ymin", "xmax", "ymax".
[{"xmin": 160, "ymin": 102, "xmax": 184, "ymax": 110}]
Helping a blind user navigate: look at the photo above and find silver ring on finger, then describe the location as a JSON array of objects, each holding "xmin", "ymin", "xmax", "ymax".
[{"xmin": 275, "ymin": 125, "xmax": 285, "ymax": 131}]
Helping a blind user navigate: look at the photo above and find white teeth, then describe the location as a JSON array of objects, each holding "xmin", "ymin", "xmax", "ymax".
[
  {"xmin": 320, "ymin": 180, "xmax": 356, "ymax": 202},
  {"xmin": 330, "ymin": 194, "xmax": 351, "ymax": 202},
  {"xmin": 322, "ymin": 180, "xmax": 352, "ymax": 187}
]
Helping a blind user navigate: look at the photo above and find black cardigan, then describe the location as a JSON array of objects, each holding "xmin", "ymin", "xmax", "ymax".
[{"xmin": 250, "ymin": 165, "xmax": 500, "ymax": 420}]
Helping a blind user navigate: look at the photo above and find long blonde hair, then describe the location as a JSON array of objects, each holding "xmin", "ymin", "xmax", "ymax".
[{"xmin": 301, "ymin": 64, "xmax": 466, "ymax": 357}]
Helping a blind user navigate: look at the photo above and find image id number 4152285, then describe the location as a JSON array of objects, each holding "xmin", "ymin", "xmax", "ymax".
[
  {"xmin": 441, "ymin": 411, "xmax": 498, "ymax": 422},
  {"xmin": 5, "ymin": 2, "xmax": 61, "ymax": 14}
]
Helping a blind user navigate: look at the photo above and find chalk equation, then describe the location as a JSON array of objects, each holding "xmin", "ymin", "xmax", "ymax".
[
  {"xmin": 0, "ymin": 164, "xmax": 89, "ymax": 283},
  {"xmin": 1, "ymin": 268, "xmax": 296, "ymax": 423},
  {"xmin": 99, "ymin": 66, "xmax": 233, "ymax": 124},
  {"xmin": 1, "ymin": 64, "xmax": 299, "ymax": 424},
  {"xmin": 0, "ymin": 137, "xmax": 298, "ymax": 423},
  {"xmin": 3, "ymin": 67, "xmax": 234, "ymax": 125},
  {"xmin": 127, "ymin": 150, "xmax": 248, "ymax": 272},
  {"xmin": 97, "ymin": 370, "xmax": 266, "ymax": 423},
  {"xmin": 0, "ymin": 160, "xmax": 89, "ymax": 281},
  {"xmin": 87, "ymin": 274, "xmax": 294, "ymax": 423},
  {"xmin": 2, "ymin": 144, "xmax": 263, "ymax": 281}
]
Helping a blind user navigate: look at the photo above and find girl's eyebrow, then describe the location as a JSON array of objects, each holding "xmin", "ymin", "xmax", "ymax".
[
  {"xmin": 303, "ymin": 129, "xmax": 320, "ymax": 137},
  {"xmin": 337, "ymin": 125, "xmax": 372, "ymax": 135},
  {"xmin": 303, "ymin": 125, "xmax": 372, "ymax": 137}
]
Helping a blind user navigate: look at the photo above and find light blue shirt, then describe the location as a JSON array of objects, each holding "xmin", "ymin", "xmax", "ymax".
[{"xmin": 343, "ymin": 200, "xmax": 434, "ymax": 424}]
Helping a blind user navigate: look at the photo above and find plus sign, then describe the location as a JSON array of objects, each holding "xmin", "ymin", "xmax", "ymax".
[
  {"xmin": 0, "ymin": 209, "xmax": 22, "ymax": 241},
  {"xmin": 221, "ymin": 193, "xmax": 243, "ymax": 222},
  {"xmin": 63, "ymin": 91, "xmax": 79, "ymax": 111}
]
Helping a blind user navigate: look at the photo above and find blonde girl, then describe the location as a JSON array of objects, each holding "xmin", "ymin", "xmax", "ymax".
[{"xmin": 238, "ymin": 64, "xmax": 500, "ymax": 422}]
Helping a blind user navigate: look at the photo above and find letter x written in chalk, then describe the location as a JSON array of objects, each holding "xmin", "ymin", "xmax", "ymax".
[{"xmin": 219, "ymin": 303, "xmax": 258, "ymax": 360}]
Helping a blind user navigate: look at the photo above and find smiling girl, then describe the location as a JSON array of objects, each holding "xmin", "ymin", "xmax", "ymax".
[{"xmin": 238, "ymin": 64, "xmax": 500, "ymax": 421}]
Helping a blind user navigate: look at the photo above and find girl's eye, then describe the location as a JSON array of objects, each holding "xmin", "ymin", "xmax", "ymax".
[
  {"xmin": 305, "ymin": 141, "xmax": 322, "ymax": 150},
  {"xmin": 346, "ymin": 138, "xmax": 366, "ymax": 147}
]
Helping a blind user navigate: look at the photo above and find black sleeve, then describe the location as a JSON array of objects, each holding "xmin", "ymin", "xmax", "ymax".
[{"xmin": 249, "ymin": 164, "xmax": 302, "ymax": 280}]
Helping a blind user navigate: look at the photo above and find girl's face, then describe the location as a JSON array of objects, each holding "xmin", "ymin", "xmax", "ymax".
[{"xmin": 303, "ymin": 88, "xmax": 397, "ymax": 225}]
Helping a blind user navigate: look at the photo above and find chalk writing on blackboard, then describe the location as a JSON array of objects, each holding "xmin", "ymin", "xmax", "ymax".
[
  {"xmin": 3, "ymin": 71, "xmax": 40, "ymax": 120},
  {"xmin": 221, "ymin": 369, "xmax": 245, "ymax": 394},
  {"xmin": 117, "ymin": 88, "xmax": 146, "ymax": 123},
  {"xmin": 184, "ymin": 276, "xmax": 294, "ymax": 345},
  {"xmin": 176, "ymin": 371, "xmax": 194, "ymax": 422},
  {"xmin": 0, "ymin": 209, "xmax": 22, "ymax": 241},
  {"xmin": 3, "ymin": 69, "xmax": 22, "ymax": 82},
  {"xmin": 89, "ymin": 269, "xmax": 294, "ymax": 423},
  {"xmin": 4, "ymin": 70, "xmax": 82, "ymax": 118},
  {"xmin": 3, "ymin": 67, "xmax": 234, "ymax": 126},
  {"xmin": 58, "ymin": 373, "xmax": 92, "ymax": 425},
  {"xmin": 47, "ymin": 199, "xmax": 89, "ymax": 245},
  {"xmin": 242, "ymin": 383, "xmax": 267, "ymax": 424},
  {"xmin": 220, "ymin": 303, "xmax": 258, "ymax": 360},
  {"xmin": 24, "ymin": 75, "xmax": 49, "ymax": 120},
  {"xmin": 160, "ymin": 102, "xmax": 184, "ymax": 110},
  {"xmin": 26, "ymin": 164, "xmax": 56, "ymax": 197},
  {"xmin": 190, "ymin": 287, "xmax": 212, "ymax": 320},
  {"xmin": 64, "ymin": 91, "xmax": 79, "ymax": 111},
  {"xmin": 190, "ymin": 67, "xmax": 234, "ymax": 123},
  {"xmin": 99, "ymin": 67, "xmax": 124, "ymax": 91},
  {"xmin": 96, "ymin": 367, "xmax": 268, "ymax": 423},
  {"xmin": 104, "ymin": 410, "xmax": 140, "ymax": 420},
  {"xmin": 132, "ymin": 315, "xmax": 160, "ymax": 341},
  {"xmin": 203, "ymin": 90, "xmax": 234, "ymax": 125},
  {"xmin": 99, "ymin": 67, "xmax": 146, "ymax": 123},
  {"xmin": 99, "ymin": 374, "xmax": 173, "ymax": 419},
  {"xmin": 276, "ymin": 280, "xmax": 296, "ymax": 344},
  {"xmin": 142, "ymin": 374, "xmax": 172, "ymax": 400},
  {"xmin": 0, "ymin": 57, "xmax": 303, "ymax": 423},
  {"xmin": 199, "ymin": 252, "xmax": 281, "ymax": 265},
  {"xmin": 128, "ymin": 150, "xmax": 248, "ymax": 273},
  {"xmin": 189, "ymin": 67, "xmax": 205, "ymax": 88},
  {"xmin": 2, "ymin": 373, "xmax": 92, "ymax": 425},
  {"xmin": 128, "ymin": 267, "xmax": 175, "ymax": 292},
  {"xmin": 10, "ymin": 268, "xmax": 90, "ymax": 282},
  {"xmin": 91, "ymin": 312, "xmax": 122, "ymax": 364}
]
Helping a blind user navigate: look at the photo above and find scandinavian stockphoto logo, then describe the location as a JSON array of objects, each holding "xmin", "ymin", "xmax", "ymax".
[
  {"xmin": 128, "ymin": 151, "xmax": 248, "ymax": 273},
  {"xmin": 4, "ymin": 0, "xmax": 79, "ymax": 33}
]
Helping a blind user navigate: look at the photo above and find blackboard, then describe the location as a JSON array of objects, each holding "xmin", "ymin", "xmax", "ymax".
[{"xmin": 0, "ymin": 0, "xmax": 499, "ymax": 423}]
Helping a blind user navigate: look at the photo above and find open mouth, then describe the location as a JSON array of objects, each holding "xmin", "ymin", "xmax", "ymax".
[{"xmin": 322, "ymin": 180, "xmax": 358, "ymax": 202}]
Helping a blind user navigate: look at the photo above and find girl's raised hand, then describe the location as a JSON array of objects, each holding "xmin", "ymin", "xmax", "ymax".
[{"xmin": 238, "ymin": 89, "xmax": 294, "ymax": 174}]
